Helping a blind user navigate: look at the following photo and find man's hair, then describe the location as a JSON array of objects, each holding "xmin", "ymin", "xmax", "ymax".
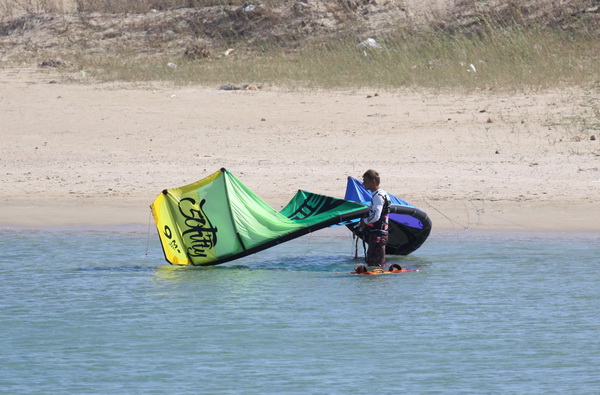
[{"xmin": 363, "ymin": 169, "xmax": 380, "ymax": 185}]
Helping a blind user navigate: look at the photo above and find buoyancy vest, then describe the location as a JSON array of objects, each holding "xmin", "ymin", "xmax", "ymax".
[{"xmin": 372, "ymin": 190, "xmax": 390, "ymax": 233}]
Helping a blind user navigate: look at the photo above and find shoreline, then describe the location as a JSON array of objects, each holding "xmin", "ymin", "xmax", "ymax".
[
  {"xmin": 1, "ymin": 198, "xmax": 598, "ymax": 232},
  {"xmin": 2, "ymin": 218, "xmax": 599, "ymax": 242}
]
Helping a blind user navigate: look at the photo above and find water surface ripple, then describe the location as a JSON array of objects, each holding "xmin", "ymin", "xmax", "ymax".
[{"xmin": 1, "ymin": 229, "xmax": 598, "ymax": 394}]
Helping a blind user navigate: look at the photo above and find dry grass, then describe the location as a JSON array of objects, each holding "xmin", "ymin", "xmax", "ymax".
[
  {"xmin": 0, "ymin": 0, "xmax": 67, "ymax": 15},
  {"xmin": 0, "ymin": 0, "xmax": 256, "ymax": 15},
  {"xmin": 69, "ymin": 25, "xmax": 600, "ymax": 92},
  {"xmin": 1, "ymin": 0, "xmax": 599, "ymax": 92}
]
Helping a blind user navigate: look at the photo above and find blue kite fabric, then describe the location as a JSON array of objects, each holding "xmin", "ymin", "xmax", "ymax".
[{"xmin": 344, "ymin": 177, "xmax": 432, "ymax": 255}]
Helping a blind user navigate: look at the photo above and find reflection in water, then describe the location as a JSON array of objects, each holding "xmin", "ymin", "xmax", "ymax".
[{"xmin": 151, "ymin": 251, "xmax": 433, "ymax": 285}]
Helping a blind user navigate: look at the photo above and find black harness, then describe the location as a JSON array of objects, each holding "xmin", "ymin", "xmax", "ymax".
[
  {"xmin": 353, "ymin": 191, "xmax": 390, "ymax": 262},
  {"xmin": 371, "ymin": 191, "xmax": 390, "ymax": 234}
]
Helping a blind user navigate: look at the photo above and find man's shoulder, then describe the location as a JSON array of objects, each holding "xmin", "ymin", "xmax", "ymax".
[
  {"xmin": 375, "ymin": 189, "xmax": 390, "ymax": 203},
  {"xmin": 373, "ymin": 189, "xmax": 389, "ymax": 199}
]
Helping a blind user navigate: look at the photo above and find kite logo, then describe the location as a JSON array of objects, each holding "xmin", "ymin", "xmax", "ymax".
[
  {"xmin": 178, "ymin": 197, "xmax": 218, "ymax": 258},
  {"xmin": 287, "ymin": 195, "xmax": 344, "ymax": 221},
  {"xmin": 163, "ymin": 225, "xmax": 181, "ymax": 254}
]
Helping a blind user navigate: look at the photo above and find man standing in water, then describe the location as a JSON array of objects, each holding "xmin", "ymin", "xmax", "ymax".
[{"xmin": 355, "ymin": 169, "xmax": 390, "ymax": 273}]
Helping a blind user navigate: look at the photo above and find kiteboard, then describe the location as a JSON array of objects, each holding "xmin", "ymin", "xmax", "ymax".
[
  {"xmin": 341, "ymin": 264, "xmax": 419, "ymax": 275},
  {"xmin": 348, "ymin": 268, "xmax": 419, "ymax": 275}
]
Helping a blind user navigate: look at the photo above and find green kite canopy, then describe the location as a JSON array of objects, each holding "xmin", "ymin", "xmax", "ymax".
[{"xmin": 151, "ymin": 168, "xmax": 368, "ymax": 266}]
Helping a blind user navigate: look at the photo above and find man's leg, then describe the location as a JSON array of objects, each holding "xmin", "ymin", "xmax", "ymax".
[{"xmin": 367, "ymin": 233, "xmax": 388, "ymax": 268}]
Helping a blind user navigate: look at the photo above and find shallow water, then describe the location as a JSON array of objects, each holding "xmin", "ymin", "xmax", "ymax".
[{"xmin": 1, "ymin": 228, "xmax": 599, "ymax": 394}]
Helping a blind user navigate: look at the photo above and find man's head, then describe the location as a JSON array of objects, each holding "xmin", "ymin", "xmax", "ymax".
[{"xmin": 362, "ymin": 169, "xmax": 380, "ymax": 191}]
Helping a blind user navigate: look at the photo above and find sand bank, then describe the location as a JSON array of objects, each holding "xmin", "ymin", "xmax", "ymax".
[{"xmin": 1, "ymin": 68, "xmax": 598, "ymax": 231}]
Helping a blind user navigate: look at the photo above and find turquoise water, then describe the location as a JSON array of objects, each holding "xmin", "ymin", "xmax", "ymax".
[{"xmin": 1, "ymin": 228, "xmax": 599, "ymax": 394}]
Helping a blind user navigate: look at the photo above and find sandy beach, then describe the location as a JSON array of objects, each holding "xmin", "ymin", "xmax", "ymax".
[{"xmin": 1, "ymin": 67, "xmax": 598, "ymax": 231}]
